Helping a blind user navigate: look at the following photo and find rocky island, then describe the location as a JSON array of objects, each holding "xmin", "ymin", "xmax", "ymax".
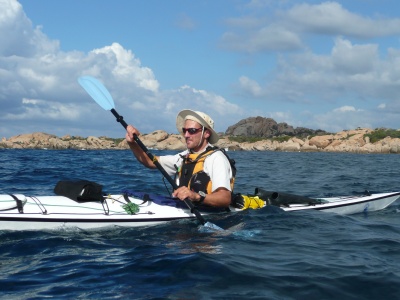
[{"xmin": 1, "ymin": 117, "xmax": 400, "ymax": 154}]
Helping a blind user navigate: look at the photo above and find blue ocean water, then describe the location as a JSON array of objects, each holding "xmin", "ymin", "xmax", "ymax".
[{"xmin": 0, "ymin": 149, "xmax": 399, "ymax": 299}]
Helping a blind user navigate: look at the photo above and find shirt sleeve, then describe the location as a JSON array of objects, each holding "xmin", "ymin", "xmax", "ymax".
[
  {"xmin": 158, "ymin": 150, "xmax": 187, "ymax": 177},
  {"xmin": 204, "ymin": 151, "xmax": 233, "ymax": 192}
]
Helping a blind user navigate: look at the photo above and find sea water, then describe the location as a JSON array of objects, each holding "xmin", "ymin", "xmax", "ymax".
[{"xmin": 0, "ymin": 149, "xmax": 399, "ymax": 299}]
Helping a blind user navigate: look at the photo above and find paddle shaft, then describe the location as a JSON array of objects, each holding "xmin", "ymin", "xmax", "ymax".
[{"xmin": 110, "ymin": 109, "xmax": 207, "ymax": 225}]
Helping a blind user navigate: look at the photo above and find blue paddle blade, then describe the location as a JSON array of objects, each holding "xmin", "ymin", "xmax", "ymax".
[
  {"xmin": 78, "ymin": 76, "xmax": 115, "ymax": 110},
  {"xmin": 204, "ymin": 222, "xmax": 224, "ymax": 231}
]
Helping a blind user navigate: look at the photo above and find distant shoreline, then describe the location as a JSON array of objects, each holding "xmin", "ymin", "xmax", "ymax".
[{"xmin": 1, "ymin": 128, "xmax": 400, "ymax": 154}]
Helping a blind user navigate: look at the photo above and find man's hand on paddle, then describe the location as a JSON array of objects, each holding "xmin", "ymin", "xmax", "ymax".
[
  {"xmin": 172, "ymin": 186, "xmax": 200, "ymax": 202},
  {"xmin": 125, "ymin": 125, "xmax": 158, "ymax": 169},
  {"xmin": 125, "ymin": 125, "xmax": 141, "ymax": 144}
]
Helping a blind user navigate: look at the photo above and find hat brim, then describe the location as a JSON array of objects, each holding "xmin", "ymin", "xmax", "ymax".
[{"xmin": 176, "ymin": 109, "xmax": 219, "ymax": 144}]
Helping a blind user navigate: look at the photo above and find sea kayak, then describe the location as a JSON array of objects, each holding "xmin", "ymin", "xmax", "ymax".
[{"xmin": 0, "ymin": 190, "xmax": 399, "ymax": 231}]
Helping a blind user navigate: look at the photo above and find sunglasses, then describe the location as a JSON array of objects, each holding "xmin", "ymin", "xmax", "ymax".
[{"xmin": 182, "ymin": 127, "xmax": 203, "ymax": 134}]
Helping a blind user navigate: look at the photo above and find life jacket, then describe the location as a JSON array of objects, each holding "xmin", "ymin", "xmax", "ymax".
[{"xmin": 176, "ymin": 146, "xmax": 236, "ymax": 195}]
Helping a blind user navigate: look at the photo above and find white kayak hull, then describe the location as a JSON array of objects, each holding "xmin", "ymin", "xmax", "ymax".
[{"xmin": 0, "ymin": 192, "xmax": 399, "ymax": 231}]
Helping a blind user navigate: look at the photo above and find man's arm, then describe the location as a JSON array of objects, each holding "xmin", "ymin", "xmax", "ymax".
[
  {"xmin": 125, "ymin": 125, "xmax": 157, "ymax": 169},
  {"xmin": 172, "ymin": 186, "xmax": 231, "ymax": 208}
]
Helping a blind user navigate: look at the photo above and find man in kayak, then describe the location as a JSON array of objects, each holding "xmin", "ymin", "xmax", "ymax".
[{"xmin": 125, "ymin": 109, "xmax": 234, "ymax": 208}]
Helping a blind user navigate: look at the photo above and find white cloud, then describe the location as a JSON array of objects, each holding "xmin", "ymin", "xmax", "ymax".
[
  {"xmin": 0, "ymin": 0, "xmax": 59, "ymax": 57},
  {"xmin": 285, "ymin": 2, "xmax": 400, "ymax": 38},
  {"xmin": 90, "ymin": 43, "xmax": 159, "ymax": 92},
  {"xmin": 0, "ymin": 34, "xmax": 163, "ymax": 136},
  {"xmin": 331, "ymin": 37, "xmax": 378, "ymax": 74},
  {"xmin": 221, "ymin": 1, "xmax": 400, "ymax": 54},
  {"xmin": 0, "ymin": 0, "xmax": 243, "ymax": 137},
  {"xmin": 2, "ymin": 0, "xmax": 400, "ymax": 139},
  {"xmin": 159, "ymin": 85, "xmax": 243, "ymax": 132},
  {"xmin": 237, "ymin": 37, "xmax": 400, "ymax": 105},
  {"xmin": 22, "ymin": 98, "xmax": 39, "ymax": 104},
  {"xmin": 221, "ymin": 25, "xmax": 303, "ymax": 53},
  {"xmin": 238, "ymin": 76, "xmax": 262, "ymax": 97},
  {"xmin": 5, "ymin": 98, "xmax": 81, "ymax": 121},
  {"xmin": 333, "ymin": 105, "xmax": 358, "ymax": 112},
  {"xmin": 270, "ymin": 111, "xmax": 293, "ymax": 123}
]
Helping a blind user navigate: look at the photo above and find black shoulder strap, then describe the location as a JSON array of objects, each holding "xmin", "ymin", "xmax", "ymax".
[
  {"xmin": 216, "ymin": 147, "xmax": 237, "ymax": 178},
  {"xmin": 9, "ymin": 194, "xmax": 24, "ymax": 213},
  {"xmin": 182, "ymin": 146, "xmax": 237, "ymax": 184},
  {"xmin": 186, "ymin": 146, "xmax": 216, "ymax": 163}
]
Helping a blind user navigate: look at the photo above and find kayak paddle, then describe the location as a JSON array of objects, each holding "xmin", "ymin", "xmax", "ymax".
[{"xmin": 78, "ymin": 76, "xmax": 223, "ymax": 231}]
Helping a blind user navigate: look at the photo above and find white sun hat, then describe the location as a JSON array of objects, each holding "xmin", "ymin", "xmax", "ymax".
[{"xmin": 176, "ymin": 109, "xmax": 219, "ymax": 144}]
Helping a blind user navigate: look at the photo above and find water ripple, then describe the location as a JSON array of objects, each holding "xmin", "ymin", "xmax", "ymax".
[{"xmin": 1, "ymin": 149, "xmax": 400, "ymax": 299}]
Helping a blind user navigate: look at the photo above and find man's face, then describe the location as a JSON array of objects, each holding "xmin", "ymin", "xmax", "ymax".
[{"xmin": 183, "ymin": 119, "xmax": 210, "ymax": 150}]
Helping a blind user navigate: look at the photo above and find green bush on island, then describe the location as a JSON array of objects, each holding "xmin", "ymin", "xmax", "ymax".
[
  {"xmin": 228, "ymin": 135, "xmax": 292, "ymax": 143},
  {"xmin": 69, "ymin": 136, "xmax": 86, "ymax": 141},
  {"xmin": 228, "ymin": 136, "xmax": 264, "ymax": 143},
  {"xmin": 229, "ymin": 128, "xmax": 400, "ymax": 145},
  {"xmin": 364, "ymin": 129, "xmax": 400, "ymax": 143},
  {"xmin": 101, "ymin": 137, "xmax": 125, "ymax": 144},
  {"xmin": 271, "ymin": 136, "xmax": 292, "ymax": 143},
  {"xmin": 115, "ymin": 138, "xmax": 125, "ymax": 144}
]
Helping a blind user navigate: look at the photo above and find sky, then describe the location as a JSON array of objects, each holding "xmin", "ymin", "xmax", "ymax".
[{"xmin": 2, "ymin": 0, "xmax": 400, "ymax": 138}]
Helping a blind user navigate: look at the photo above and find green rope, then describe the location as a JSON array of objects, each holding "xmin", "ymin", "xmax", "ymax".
[{"xmin": 122, "ymin": 202, "xmax": 140, "ymax": 215}]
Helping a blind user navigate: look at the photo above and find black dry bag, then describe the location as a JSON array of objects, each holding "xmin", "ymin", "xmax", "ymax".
[{"xmin": 54, "ymin": 180, "xmax": 103, "ymax": 202}]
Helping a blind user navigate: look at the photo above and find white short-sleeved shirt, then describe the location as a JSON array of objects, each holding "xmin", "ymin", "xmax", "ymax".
[{"xmin": 158, "ymin": 146, "xmax": 233, "ymax": 192}]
